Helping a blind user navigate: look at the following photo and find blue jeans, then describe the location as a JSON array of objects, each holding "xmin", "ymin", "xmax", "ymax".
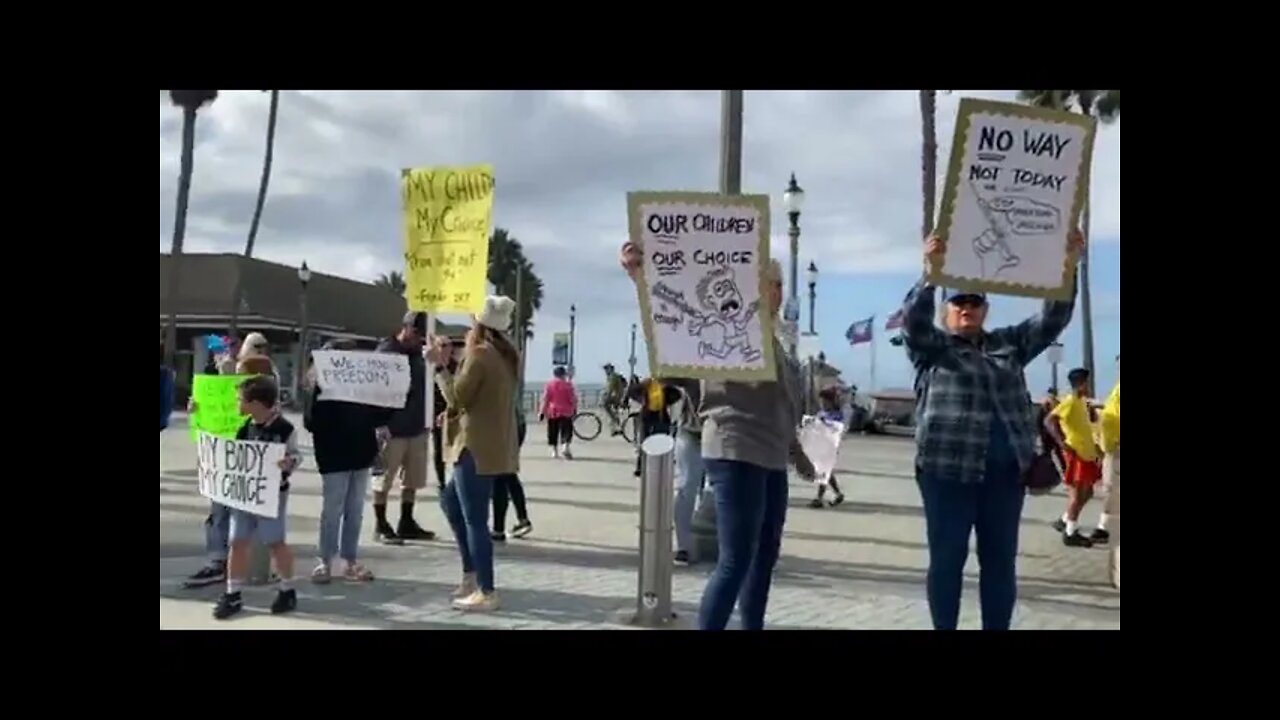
[
  {"xmin": 916, "ymin": 466, "xmax": 1025, "ymax": 630},
  {"xmin": 673, "ymin": 431, "xmax": 705, "ymax": 554},
  {"xmin": 229, "ymin": 491, "xmax": 290, "ymax": 545},
  {"xmin": 319, "ymin": 469, "xmax": 370, "ymax": 564},
  {"xmin": 440, "ymin": 450, "xmax": 496, "ymax": 593},
  {"xmin": 205, "ymin": 501, "xmax": 230, "ymax": 563},
  {"xmin": 697, "ymin": 459, "xmax": 789, "ymax": 630}
]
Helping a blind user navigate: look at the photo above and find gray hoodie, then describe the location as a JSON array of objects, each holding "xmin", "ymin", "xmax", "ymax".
[{"xmin": 672, "ymin": 337, "xmax": 813, "ymax": 475}]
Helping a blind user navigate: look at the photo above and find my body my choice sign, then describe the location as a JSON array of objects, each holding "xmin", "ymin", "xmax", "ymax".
[{"xmin": 197, "ymin": 431, "xmax": 284, "ymax": 518}]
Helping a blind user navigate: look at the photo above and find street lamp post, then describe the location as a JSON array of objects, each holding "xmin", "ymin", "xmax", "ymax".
[
  {"xmin": 806, "ymin": 261, "xmax": 818, "ymax": 335},
  {"xmin": 805, "ymin": 261, "xmax": 819, "ymax": 414},
  {"xmin": 628, "ymin": 323, "xmax": 637, "ymax": 379},
  {"xmin": 568, "ymin": 304, "xmax": 577, "ymax": 379},
  {"xmin": 783, "ymin": 173, "xmax": 805, "ymax": 361},
  {"xmin": 296, "ymin": 260, "xmax": 311, "ymax": 405},
  {"xmin": 1047, "ymin": 342, "xmax": 1063, "ymax": 396}
]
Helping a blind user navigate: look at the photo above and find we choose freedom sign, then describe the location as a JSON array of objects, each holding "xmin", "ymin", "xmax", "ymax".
[{"xmin": 312, "ymin": 350, "xmax": 411, "ymax": 409}]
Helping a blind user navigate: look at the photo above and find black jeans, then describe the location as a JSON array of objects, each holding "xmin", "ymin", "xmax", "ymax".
[
  {"xmin": 492, "ymin": 474, "xmax": 529, "ymax": 532},
  {"xmin": 547, "ymin": 417, "xmax": 572, "ymax": 446},
  {"xmin": 431, "ymin": 427, "xmax": 447, "ymax": 490}
]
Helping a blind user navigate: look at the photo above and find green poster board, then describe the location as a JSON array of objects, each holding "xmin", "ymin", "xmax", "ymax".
[{"xmin": 189, "ymin": 374, "xmax": 250, "ymax": 441}]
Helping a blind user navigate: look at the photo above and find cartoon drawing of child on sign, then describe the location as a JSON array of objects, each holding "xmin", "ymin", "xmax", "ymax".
[{"xmin": 688, "ymin": 266, "xmax": 762, "ymax": 363}]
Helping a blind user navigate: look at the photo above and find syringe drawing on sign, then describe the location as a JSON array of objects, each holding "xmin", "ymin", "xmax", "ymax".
[
  {"xmin": 651, "ymin": 266, "xmax": 761, "ymax": 364},
  {"xmin": 967, "ymin": 179, "xmax": 1064, "ymax": 280},
  {"xmin": 968, "ymin": 179, "xmax": 1021, "ymax": 279}
]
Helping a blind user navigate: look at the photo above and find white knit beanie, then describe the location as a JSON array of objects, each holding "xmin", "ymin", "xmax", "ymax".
[{"xmin": 477, "ymin": 295, "xmax": 516, "ymax": 332}]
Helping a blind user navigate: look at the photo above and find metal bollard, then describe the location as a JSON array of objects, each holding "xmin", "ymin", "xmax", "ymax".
[
  {"xmin": 628, "ymin": 433, "xmax": 678, "ymax": 627},
  {"xmin": 247, "ymin": 540, "xmax": 273, "ymax": 585}
]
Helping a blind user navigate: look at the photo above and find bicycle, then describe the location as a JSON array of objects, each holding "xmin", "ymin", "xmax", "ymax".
[{"xmin": 572, "ymin": 407, "xmax": 640, "ymax": 443}]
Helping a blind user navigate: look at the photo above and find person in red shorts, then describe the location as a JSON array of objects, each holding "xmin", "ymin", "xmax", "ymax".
[{"xmin": 1046, "ymin": 368, "xmax": 1103, "ymax": 547}]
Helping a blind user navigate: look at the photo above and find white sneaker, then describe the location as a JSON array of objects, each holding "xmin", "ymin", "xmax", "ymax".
[
  {"xmin": 451, "ymin": 573, "xmax": 478, "ymax": 598},
  {"xmin": 562, "ymin": 445, "xmax": 574, "ymax": 460},
  {"xmin": 551, "ymin": 448, "xmax": 560, "ymax": 459},
  {"xmin": 452, "ymin": 589, "xmax": 500, "ymax": 612}
]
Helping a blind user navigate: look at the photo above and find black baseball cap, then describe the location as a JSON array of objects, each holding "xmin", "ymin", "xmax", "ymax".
[
  {"xmin": 402, "ymin": 311, "xmax": 428, "ymax": 335},
  {"xmin": 945, "ymin": 289, "xmax": 987, "ymax": 305}
]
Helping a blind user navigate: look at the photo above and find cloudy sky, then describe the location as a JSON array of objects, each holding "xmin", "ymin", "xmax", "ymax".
[{"xmin": 159, "ymin": 90, "xmax": 1120, "ymax": 393}]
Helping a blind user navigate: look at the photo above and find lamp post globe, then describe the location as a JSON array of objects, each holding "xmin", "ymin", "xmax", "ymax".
[{"xmin": 783, "ymin": 172, "xmax": 805, "ymax": 214}]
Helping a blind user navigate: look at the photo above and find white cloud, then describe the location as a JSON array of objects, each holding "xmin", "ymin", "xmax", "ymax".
[{"xmin": 160, "ymin": 90, "xmax": 1120, "ymax": 380}]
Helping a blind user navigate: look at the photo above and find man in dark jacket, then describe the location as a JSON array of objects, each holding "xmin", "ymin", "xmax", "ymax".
[{"xmin": 372, "ymin": 311, "xmax": 436, "ymax": 544}]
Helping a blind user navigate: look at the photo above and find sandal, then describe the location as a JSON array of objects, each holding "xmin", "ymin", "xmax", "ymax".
[
  {"xmin": 311, "ymin": 563, "xmax": 332, "ymax": 584},
  {"xmin": 343, "ymin": 562, "xmax": 374, "ymax": 582}
]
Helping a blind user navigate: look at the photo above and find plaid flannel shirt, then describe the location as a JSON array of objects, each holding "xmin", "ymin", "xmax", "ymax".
[{"xmin": 901, "ymin": 277, "xmax": 1076, "ymax": 484}]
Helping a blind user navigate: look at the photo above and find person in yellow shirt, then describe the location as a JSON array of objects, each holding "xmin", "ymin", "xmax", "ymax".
[
  {"xmin": 1099, "ymin": 357, "xmax": 1119, "ymax": 587},
  {"xmin": 1047, "ymin": 368, "xmax": 1104, "ymax": 548}
]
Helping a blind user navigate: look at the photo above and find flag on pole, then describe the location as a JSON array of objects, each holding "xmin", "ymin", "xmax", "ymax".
[
  {"xmin": 845, "ymin": 317, "xmax": 874, "ymax": 346},
  {"xmin": 885, "ymin": 308, "xmax": 905, "ymax": 331}
]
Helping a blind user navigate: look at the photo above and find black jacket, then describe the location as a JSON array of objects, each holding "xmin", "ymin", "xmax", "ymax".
[
  {"xmin": 627, "ymin": 378, "xmax": 682, "ymax": 429},
  {"xmin": 304, "ymin": 389, "xmax": 391, "ymax": 474},
  {"xmin": 376, "ymin": 336, "xmax": 428, "ymax": 438}
]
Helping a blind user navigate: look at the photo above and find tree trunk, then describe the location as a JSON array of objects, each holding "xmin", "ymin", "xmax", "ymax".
[
  {"xmin": 1080, "ymin": 201, "xmax": 1095, "ymax": 396},
  {"xmin": 920, "ymin": 90, "xmax": 947, "ymax": 325},
  {"xmin": 229, "ymin": 89, "xmax": 280, "ymax": 340},
  {"xmin": 1073, "ymin": 96, "xmax": 1096, "ymax": 397},
  {"xmin": 920, "ymin": 90, "xmax": 937, "ymax": 238},
  {"xmin": 164, "ymin": 106, "xmax": 199, "ymax": 368}
]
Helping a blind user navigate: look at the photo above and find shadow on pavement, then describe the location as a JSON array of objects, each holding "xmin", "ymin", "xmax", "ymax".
[
  {"xmin": 773, "ymin": 555, "xmax": 1118, "ymax": 616},
  {"xmin": 159, "ymin": 573, "xmax": 686, "ymax": 630}
]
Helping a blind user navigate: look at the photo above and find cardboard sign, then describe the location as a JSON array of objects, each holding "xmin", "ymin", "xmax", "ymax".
[
  {"xmin": 196, "ymin": 431, "xmax": 284, "ymax": 518},
  {"xmin": 628, "ymin": 191, "xmax": 776, "ymax": 381},
  {"xmin": 932, "ymin": 98, "xmax": 1097, "ymax": 300},
  {"xmin": 189, "ymin": 374, "xmax": 250, "ymax": 442},
  {"xmin": 402, "ymin": 164, "xmax": 495, "ymax": 313},
  {"xmin": 312, "ymin": 350, "xmax": 410, "ymax": 408}
]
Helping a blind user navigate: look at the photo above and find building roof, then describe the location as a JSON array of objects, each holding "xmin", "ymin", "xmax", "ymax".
[{"xmin": 159, "ymin": 253, "xmax": 467, "ymax": 340}]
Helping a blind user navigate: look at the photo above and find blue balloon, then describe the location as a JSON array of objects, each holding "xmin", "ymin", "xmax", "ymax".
[{"xmin": 205, "ymin": 334, "xmax": 227, "ymax": 352}]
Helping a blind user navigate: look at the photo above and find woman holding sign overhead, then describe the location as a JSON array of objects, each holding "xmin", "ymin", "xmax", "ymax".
[
  {"xmin": 428, "ymin": 295, "xmax": 520, "ymax": 613},
  {"xmin": 620, "ymin": 243, "xmax": 816, "ymax": 631},
  {"xmin": 901, "ymin": 230, "xmax": 1082, "ymax": 631}
]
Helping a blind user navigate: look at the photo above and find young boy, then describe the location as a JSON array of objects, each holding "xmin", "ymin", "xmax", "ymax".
[
  {"xmin": 214, "ymin": 375, "xmax": 303, "ymax": 620},
  {"xmin": 1047, "ymin": 368, "xmax": 1104, "ymax": 548},
  {"xmin": 809, "ymin": 388, "xmax": 846, "ymax": 508}
]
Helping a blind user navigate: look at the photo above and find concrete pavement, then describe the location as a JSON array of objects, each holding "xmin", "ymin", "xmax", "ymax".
[{"xmin": 160, "ymin": 415, "xmax": 1120, "ymax": 630}]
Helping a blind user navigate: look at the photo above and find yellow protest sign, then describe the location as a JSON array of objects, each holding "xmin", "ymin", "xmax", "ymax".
[
  {"xmin": 402, "ymin": 164, "xmax": 495, "ymax": 313},
  {"xmin": 189, "ymin": 374, "xmax": 250, "ymax": 442}
]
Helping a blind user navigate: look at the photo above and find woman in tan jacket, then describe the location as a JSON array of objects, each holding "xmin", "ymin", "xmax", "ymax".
[{"xmin": 429, "ymin": 295, "xmax": 519, "ymax": 612}]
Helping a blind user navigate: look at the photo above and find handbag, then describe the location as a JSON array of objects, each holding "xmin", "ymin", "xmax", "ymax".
[{"xmin": 1022, "ymin": 450, "xmax": 1062, "ymax": 495}]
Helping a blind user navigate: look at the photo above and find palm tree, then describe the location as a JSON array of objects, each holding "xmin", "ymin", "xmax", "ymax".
[
  {"xmin": 163, "ymin": 90, "xmax": 218, "ymax": 368},
  {"xmin": 374, "ymin": 271, "xmax": 407, "ymax": 298},
  {"xmin": 1017, "ymin": 90, "xmax": 1120, "ymax": 395},
  {"xmin": 228, "ymin": 90, "xmax": 281, "ymax": 341},
  {"xmin": 920, "ymin": 90, "xmax": 938, "ymax": 239},
  {"xmin": 487, "ymin": 228, "xmax": 544, "ymax": 340},
  {"xmin": 919, "ymin": 90, "xmax": 945, "ymax": 324}
]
